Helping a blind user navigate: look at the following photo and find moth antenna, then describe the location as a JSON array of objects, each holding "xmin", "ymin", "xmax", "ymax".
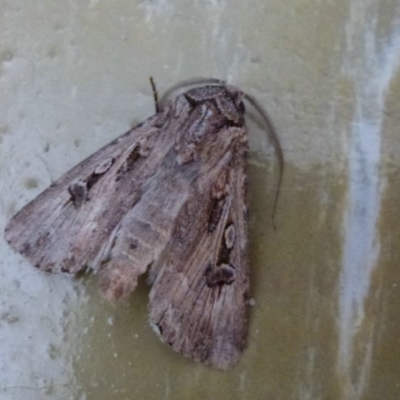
[
  {"xmin": 243, "ymin": 92, "xmax": 284, "ymax": 231},
  {"xmin": 159, "ymin": 77, "xmax": 226, "ymax": 109},
  {"xmin": 150, "ymin": 77, "xmax": 160, "ymax": 113}
]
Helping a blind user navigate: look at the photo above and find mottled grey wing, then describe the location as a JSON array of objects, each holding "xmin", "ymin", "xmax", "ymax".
[
  {"xmin": 149, "ymin": 150, "xmax": 249, "ymax": 370},
  {"xmin": 5, "ymin": 111, "xmax": 175, "ymax": 275}
]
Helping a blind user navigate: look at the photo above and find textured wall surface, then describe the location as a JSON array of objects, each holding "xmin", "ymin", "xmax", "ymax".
[{"xmin": 1, "ymin": 0, "xmax": 399, "ymax": 399}]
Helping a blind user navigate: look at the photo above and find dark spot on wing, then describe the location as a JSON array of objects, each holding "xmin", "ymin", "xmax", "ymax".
[
  {"xmin": 130, "ymin": 239, "xmax": 138, "ymax": 250},
  {"xmin": 22, "ymin": 242, "xmax": 31, "ymax": 254},
  {"xmin": 204, "ymin": 263, "xmax": 235, "ymax": 287},
  {"xmin": 116, "ymin": 146, "xmax": 142, "ymax": 181},
  {"xmin": 87, "ymin": 157, "xmax": 115, "ymax": 190},
  {"xmin": 208, "ymin": 198, "xmax": 225, "ymax": 232},
  {"xmin": 68, "ymin": 180, "xmax": 87, "ymax": 207}
]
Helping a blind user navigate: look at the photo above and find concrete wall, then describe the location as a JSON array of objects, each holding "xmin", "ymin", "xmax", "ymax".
[{"xmin": 1, "ymin": 0, "xmax": 399, "ymax": 399}]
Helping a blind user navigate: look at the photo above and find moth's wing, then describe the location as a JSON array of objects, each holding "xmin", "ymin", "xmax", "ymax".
[
  {"xmin": 98, "ymin": 155, "xmax": 194, "ymax": 301},
  {"xmin": 149, "ymin": 148, "xmax": 249, "ymax": 370},
  {"xmin": 5, "ymin": 112, "xmax": 175, "ymax": 274}
]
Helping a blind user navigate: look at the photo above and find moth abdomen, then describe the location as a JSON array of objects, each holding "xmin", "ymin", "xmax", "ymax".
[{"xmin": 99, "ymin": 260, "xmax": 140, "ymax": 301}]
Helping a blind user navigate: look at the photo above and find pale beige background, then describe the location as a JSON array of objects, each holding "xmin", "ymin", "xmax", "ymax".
[{"xmin": 1, "ymin": 1, "xmax": 399, "ymax": 399}]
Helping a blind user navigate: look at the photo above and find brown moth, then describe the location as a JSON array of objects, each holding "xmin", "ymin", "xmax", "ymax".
[{"xmin": 4, "ymin": 79, "xmax": 282, "ymax": 370}]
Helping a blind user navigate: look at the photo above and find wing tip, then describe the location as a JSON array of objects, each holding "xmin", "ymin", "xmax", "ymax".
[{"xmin": 149, "ymin": 310, "xmax": 246, "ymax": 370}]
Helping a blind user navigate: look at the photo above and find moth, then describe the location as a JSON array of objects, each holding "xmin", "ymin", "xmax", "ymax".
[{"xmin": 4, "ymin": 78, "xmax": 282, "ymax": 370}]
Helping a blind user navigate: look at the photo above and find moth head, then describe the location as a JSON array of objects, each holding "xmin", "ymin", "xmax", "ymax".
[
  {"xmin": 181, "ymin": 85, "xmax": 246, "ymax": 126},
  {"xmin": 173, "ymin": 85, "xmax": 247, "ymax": 166}
]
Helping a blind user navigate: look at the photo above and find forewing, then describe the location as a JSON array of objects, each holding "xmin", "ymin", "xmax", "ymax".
[
  {"xmin": 149, "ymin": 148, "xmax": 249, "ymax": 370},
  {"xmin": 5, "ymin": 111, "xmax": 175, "ymax": 274}
]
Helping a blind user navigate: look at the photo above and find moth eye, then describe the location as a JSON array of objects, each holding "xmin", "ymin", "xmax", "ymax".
[{"xmin": 238, "ymin": 101, "xmax": 245, "ymax": 114}]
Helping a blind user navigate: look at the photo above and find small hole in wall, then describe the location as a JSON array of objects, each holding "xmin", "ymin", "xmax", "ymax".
[{"xmin": 24, "ymin": 177, "xmax": 39, "ymax": 189}]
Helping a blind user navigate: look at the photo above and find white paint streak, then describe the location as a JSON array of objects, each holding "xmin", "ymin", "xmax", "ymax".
[
  {"xmin": 339, "ymin": 1, "xmax": 400, "ymax": 398},
  {"xmin": 138, "ymin": 0, "xmax": 173, "ymax": 23},
  {"xmin": 163, "ymin": 372, "xmax": 170, "ymax": 400}
]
